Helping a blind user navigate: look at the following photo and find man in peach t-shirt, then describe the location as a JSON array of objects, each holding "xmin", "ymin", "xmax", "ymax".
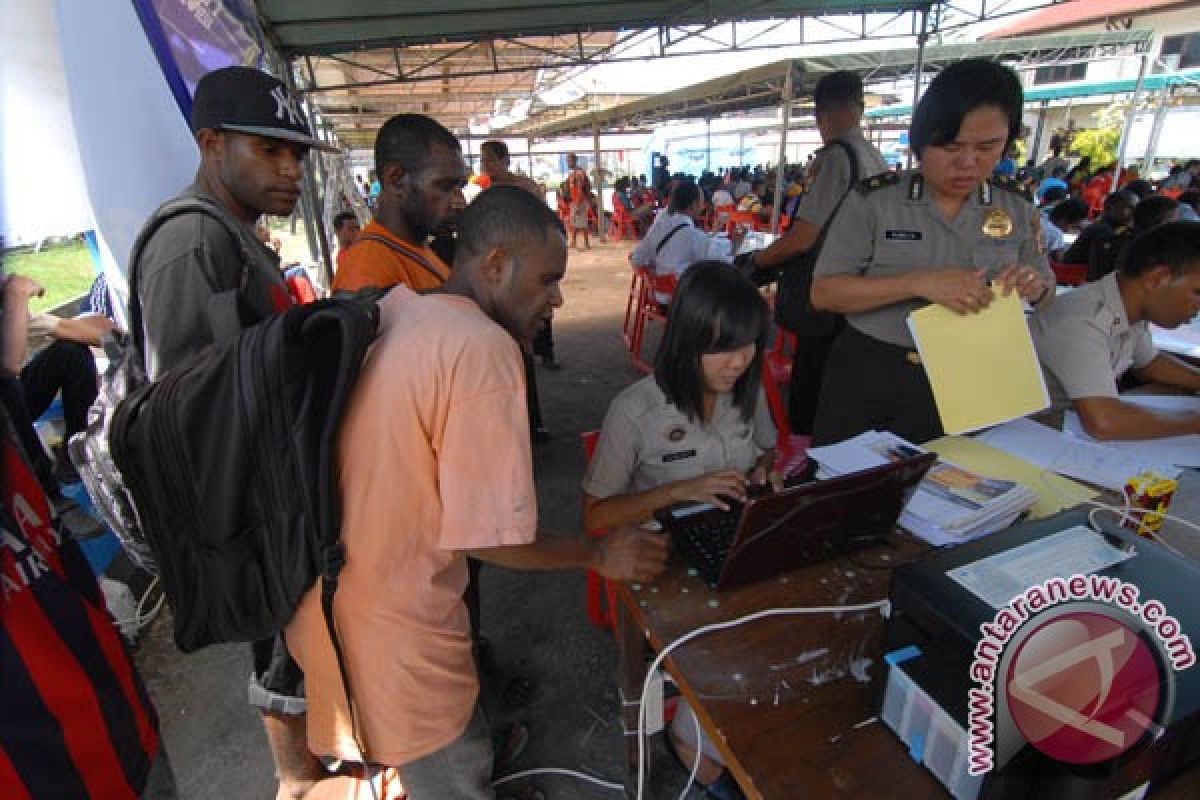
[{"xmin": 289, "ymin": 187, "xmax": 668, "ymax": 799}]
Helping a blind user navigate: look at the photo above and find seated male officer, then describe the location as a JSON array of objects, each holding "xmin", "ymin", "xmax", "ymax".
[{"xmin": 1030, "ymin": 220, "xmax": 1200, "ymax": 440}]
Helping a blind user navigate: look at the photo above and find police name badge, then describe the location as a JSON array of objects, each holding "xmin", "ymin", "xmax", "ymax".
[{"xmin": 982, "ymin": 209, "xmax": 1013, "ymax": 238}]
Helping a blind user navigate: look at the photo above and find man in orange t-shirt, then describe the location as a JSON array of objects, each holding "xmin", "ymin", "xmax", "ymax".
[
  {"xmin": 332, "ymin": 114, "xmax": 467, "ymax": 292},
  {"xmin": 288, "ymin": 187, "xmax": 667, "ymax": 799}
]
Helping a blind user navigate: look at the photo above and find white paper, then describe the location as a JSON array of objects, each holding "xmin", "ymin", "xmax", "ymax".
[
  {"xmin": 978, "ymin": 418, "xmax": 1181, "ymax": 491},
  {"xmin": 946, "ymin": 525, "xmax": 1135, "ymax": 609},
  {"xmin": 1064, "ymin": 412, "xmax": 1200, "ymax": 468},
  {"xmin": 1151, "ymin": 320, "xmax": 1200, "ymax": 359},
  {"xmin": 1120, "ymin": 394, "xmax": 1200, "ymax": 414},
  {"xmin": 808, "ymin": 431, "xmax": 1037, "ymax": 546}
]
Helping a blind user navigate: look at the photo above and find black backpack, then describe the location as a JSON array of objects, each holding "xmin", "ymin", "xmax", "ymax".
[
  {"xmin": 774, "ymin": 139, "xmax": 861, "ymax": 336},
  {"xmin": 71, "ymin": 197, "xmax": 379, "ymax": 664}
]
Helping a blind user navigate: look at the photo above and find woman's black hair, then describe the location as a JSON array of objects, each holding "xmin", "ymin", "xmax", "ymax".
[
  {"xmin": 909, "ymin": 59, "xmax": 1023, "ymax": 157},
  {"xmin": 653, "ymin": 261, "xmax": 769, "ymax": 423}
]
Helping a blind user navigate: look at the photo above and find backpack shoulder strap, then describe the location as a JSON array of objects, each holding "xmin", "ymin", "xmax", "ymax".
[
  {"xmin": 126, "ymin": 195, "xmax": 255, "ymax": 350},
  {"xmin": 655, "ymin": 221, "xmax": 692, "ymax": 256},
  {"xmin": 355, "ymin": 233, "xmax": 447, "ymax": 283}
]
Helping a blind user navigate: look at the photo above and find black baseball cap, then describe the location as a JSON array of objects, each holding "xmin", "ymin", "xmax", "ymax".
[{"xmin": 190, "ymin": 66, "xmax": 339, "ymax": 153}]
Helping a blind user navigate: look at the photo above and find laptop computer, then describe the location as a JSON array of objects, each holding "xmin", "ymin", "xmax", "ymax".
[{"xmin": 654, "ymin": 453, "xmax": 937, "ymax": 591}]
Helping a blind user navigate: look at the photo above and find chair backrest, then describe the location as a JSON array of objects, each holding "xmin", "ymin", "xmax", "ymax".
[
  {"xmin": 648, "ymin": 272, "xmax": 678, "ymax": 296},
  {"xmin": 1049, "ymin": 260, "xmax": 1086, "ymax": 287},
  {"xmin": 581, "ymin": 430, "xmax": 600, "ymax": 461}
]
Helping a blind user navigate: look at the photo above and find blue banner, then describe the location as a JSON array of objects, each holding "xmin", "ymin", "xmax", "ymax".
[{"xmin": 130, "ymin": 0, "xmax": 265, "ymax": 120}]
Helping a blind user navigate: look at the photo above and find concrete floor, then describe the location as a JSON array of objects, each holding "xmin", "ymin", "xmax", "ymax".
[{"xmin": 134, "ymin": 239, "xmax": 700, "ymax": 800}]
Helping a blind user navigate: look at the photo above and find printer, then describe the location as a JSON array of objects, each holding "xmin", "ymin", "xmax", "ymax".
[{"xmin": 883, "ymin": 510, "xmax": 1200, "ymax": 798}]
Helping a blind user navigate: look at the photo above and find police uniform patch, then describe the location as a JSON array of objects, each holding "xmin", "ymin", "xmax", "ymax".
[
  {"xmin": 885, "ymin": 230, "xmax": 923, "ymax": 241},
  {"xmin": 666, "ymin": 425, "xmax": 687, "ymax": 443},
  {"xmin": 859, "ymin": 170, "xmax": 899, "ymax": 194},
  {"xmin": 982, "ymin": 209, "xmax": 1013, "ymax": 238}
]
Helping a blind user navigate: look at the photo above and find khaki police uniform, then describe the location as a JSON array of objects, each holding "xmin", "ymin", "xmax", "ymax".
[
  {"xmin": 811, "ymin": 169, "xmax": 1050, "ymax": 445},
  {"xmin": 582, "ymin": 375, "xmax": 776, "ymax": 499},
  {"xmin": 781, "ymin": 129, "xmax": 888, "ymax": 435},
  {"xmin": 1029, "ymin": 271, "xmax": 1156, "ymax": 409}
]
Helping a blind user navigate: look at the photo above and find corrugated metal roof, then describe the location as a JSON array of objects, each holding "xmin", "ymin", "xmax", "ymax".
[
  {"xmin": 984, "ymin": 0, "xmax": 1190, "ymax": 39},
  {"xmin": 507, "ymin": 29, "xmax": 1154, "ymax": 138},
  {"xmin": 865, "ymin": 66, "xmax": 1200, "ymax": 118},
  {"xmin": 261, "ymin": 1, "xmax": 933, "ymax": 56}
]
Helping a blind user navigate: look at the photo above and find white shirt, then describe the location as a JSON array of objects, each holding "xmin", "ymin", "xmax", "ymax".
[
  {"xmin": 630, "ymin": 212, "xmax": 733, "ymax": 302},
  {"xmin": 1040, "ymin": 214, "xmax": 1065, "ymax": 258}
]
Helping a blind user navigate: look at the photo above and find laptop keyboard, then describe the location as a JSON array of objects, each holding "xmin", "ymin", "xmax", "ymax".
[{"xmin": 676, "ymin": 513, "xmax": 739, "ymax": 584}]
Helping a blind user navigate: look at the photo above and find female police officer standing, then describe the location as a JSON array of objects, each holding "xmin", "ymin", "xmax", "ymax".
[{"xmin": 809, "ymin": 58, "xmax": 1052, "ymax": 445}]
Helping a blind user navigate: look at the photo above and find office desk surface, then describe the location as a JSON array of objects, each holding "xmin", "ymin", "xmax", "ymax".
[
  {"xmin": 615, "ymin": 536, "xmax": 944, "ymax": 799},
  {"xmin": 616, "ymin": 525, "xmax": 1200, "ymax": 798}
]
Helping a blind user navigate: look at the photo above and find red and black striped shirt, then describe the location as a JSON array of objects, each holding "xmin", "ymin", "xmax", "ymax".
[{"xmin": 2, "ymin": 430, "xmax": 160, "ymax": 799}]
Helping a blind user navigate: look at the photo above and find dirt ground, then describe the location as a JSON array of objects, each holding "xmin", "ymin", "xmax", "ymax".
[{"xmin": 135, "ymin": 237, "xmax": 700, "ymax": 799}]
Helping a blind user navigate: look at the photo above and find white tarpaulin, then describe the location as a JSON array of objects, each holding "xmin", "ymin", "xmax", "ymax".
[
  {"xmin": 0, "ymin": 0, "xmax": 94, "ymax": 246},
  {"xmin": 54, "ymin": 0, "xmax": 198, "ymax": 308}
]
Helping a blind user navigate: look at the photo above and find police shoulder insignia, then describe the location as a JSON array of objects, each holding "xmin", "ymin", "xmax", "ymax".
[
  {"xmin": 859, "ymin": 170, "xmax": 899, "ymax": 194},
  {"xmin": 990, "ymin": 175, "xmax": 1033, "ymax": 204}
]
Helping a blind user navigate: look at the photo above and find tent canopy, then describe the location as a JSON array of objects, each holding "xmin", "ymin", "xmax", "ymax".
[
  {"xmin": 506, "ymin": 29, "xmax": 1154, "ymax": 138},
  {"xmin": 260, "ymin": 1, "xmax": 933, "ymax": 56},
  {"xmin": 867, "ymin": 66, "xmax": 1200, "ymax": 118}
]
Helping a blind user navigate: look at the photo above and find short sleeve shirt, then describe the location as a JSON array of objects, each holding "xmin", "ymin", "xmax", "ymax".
[
  {"xmin": 794, "ymin": 129, "xmax": 887, "ymax": 229},
  {"xmin": 286, "ymin": 287, "xmax": 537, "ymax": 766},
  {"xmin": 1029, "ymin": 271, "xmax": 1156, "ymax": 407},
  {"xmin": 814, "ymin": 170, "xmax": 1050, "ymax": 347},
  {"xmin": 582, "ymin": 375, "xmax": 776, "ymax": 499},
  {"xmin": 136, "ymin": 184, "xmax": 292, "ymax": 379},
  {"xmin": 332, "ymin": 221, "xmax": 450, "ymax": 292}
]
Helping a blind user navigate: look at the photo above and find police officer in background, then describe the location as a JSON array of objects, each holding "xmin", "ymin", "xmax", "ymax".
[
  {"xmin": 809, "ymin": 58, "xmax": 1052, "ymax": 445},
  {"xmin": 745, "ymin": 70, "xmax": 887, "ymax": 435}
]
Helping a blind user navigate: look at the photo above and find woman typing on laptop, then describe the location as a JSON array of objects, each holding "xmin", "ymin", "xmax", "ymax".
[{"xmin": 581, "ymin": 261, "xmax": 776, "ymax": 800}]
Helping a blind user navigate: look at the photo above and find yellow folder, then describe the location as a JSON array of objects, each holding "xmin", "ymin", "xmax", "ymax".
[
  {"xmin": 907, "ymin": 287, "xmax": 1049, "ymax": 434},
  {"xmin": 925, "ymin": 435, "xmax": 1097, "ymax": 519}
]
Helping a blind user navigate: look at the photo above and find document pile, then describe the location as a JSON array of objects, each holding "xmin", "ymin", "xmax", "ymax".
[{"xmin": 807, "ymin": 431, "xmax": 1039, "ymax": 546}]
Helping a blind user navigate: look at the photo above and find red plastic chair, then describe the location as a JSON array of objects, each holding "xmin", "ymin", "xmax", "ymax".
[
  {"xmin": 629, "ymin": 269, "xmax": 677, "ymax": 373},
  {"xmin": 610, "ymin": 204, "xmax": 639, "ymax": 242},
  {"xmin": 1050, "ymin": 260, "xmax": 1086, "ymax": 287},
  {"xmin": 1081, "ymin": 183, "xmax": 1108, "ymax": 220},
  {"xmin": 724, "ymin": 209, "xmax": 758, "ymax": 237},
  {"xmin": 581, "ymin": 431, "xmax": 619, "ymax": 631},
  {"xmin": 621, "ymin": 267, "xmax": 646, "ymax": 350},
  {"xmin": 761, "ymin": 329, "xmax": 795, "ymax": 443},
  {"xmin": 711, "ymin": 203, "xmax": 735, "ymax": 233}
]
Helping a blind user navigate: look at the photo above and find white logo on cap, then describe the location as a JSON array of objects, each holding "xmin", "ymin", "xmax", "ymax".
[{"xmin": 270, "ymin": 86, "xmax": 302, "ymax": 127}]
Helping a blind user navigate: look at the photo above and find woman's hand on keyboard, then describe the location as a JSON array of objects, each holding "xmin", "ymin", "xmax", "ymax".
[{"xmin": 667, "ymin": 469, "xmax": 746, "ymax": 510}]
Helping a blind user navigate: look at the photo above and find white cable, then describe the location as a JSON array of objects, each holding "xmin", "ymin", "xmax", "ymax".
[
  {"xmin": 1035, "ymin": 467, "xmax": 1200, "ymax": 552},
  {"xmin": 636, "ymin": 600, "xmax": 890, "ymax": 800},
  {"xmin": 492, "ymin": 767, "xmax": 623, "ymax": 791},
  {"xmin": 110, "ymin": 576, "xmax": 165, "ymax": 633}
]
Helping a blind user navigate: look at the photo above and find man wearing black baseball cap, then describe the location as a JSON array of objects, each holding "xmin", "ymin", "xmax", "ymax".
[{"xmin": 130, "ymin": 65, "xmax": 336, "ymax": 798}]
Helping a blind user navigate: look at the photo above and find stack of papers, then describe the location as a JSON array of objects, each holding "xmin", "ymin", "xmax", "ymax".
[
  {"xmin": 979, "ymin": 417, "xmax": 1183, "ymax": 492},
  {"xmin": 1064, "ymin": 395, "xmax": 1200, "ymax": 469},
  {"xmin": 923, "ymin": 434, "xmax": 1097, "ymax": 519},
  {"xmin": 807, "ymin": 431, "xmax": 1040, "ymax": 547}
]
